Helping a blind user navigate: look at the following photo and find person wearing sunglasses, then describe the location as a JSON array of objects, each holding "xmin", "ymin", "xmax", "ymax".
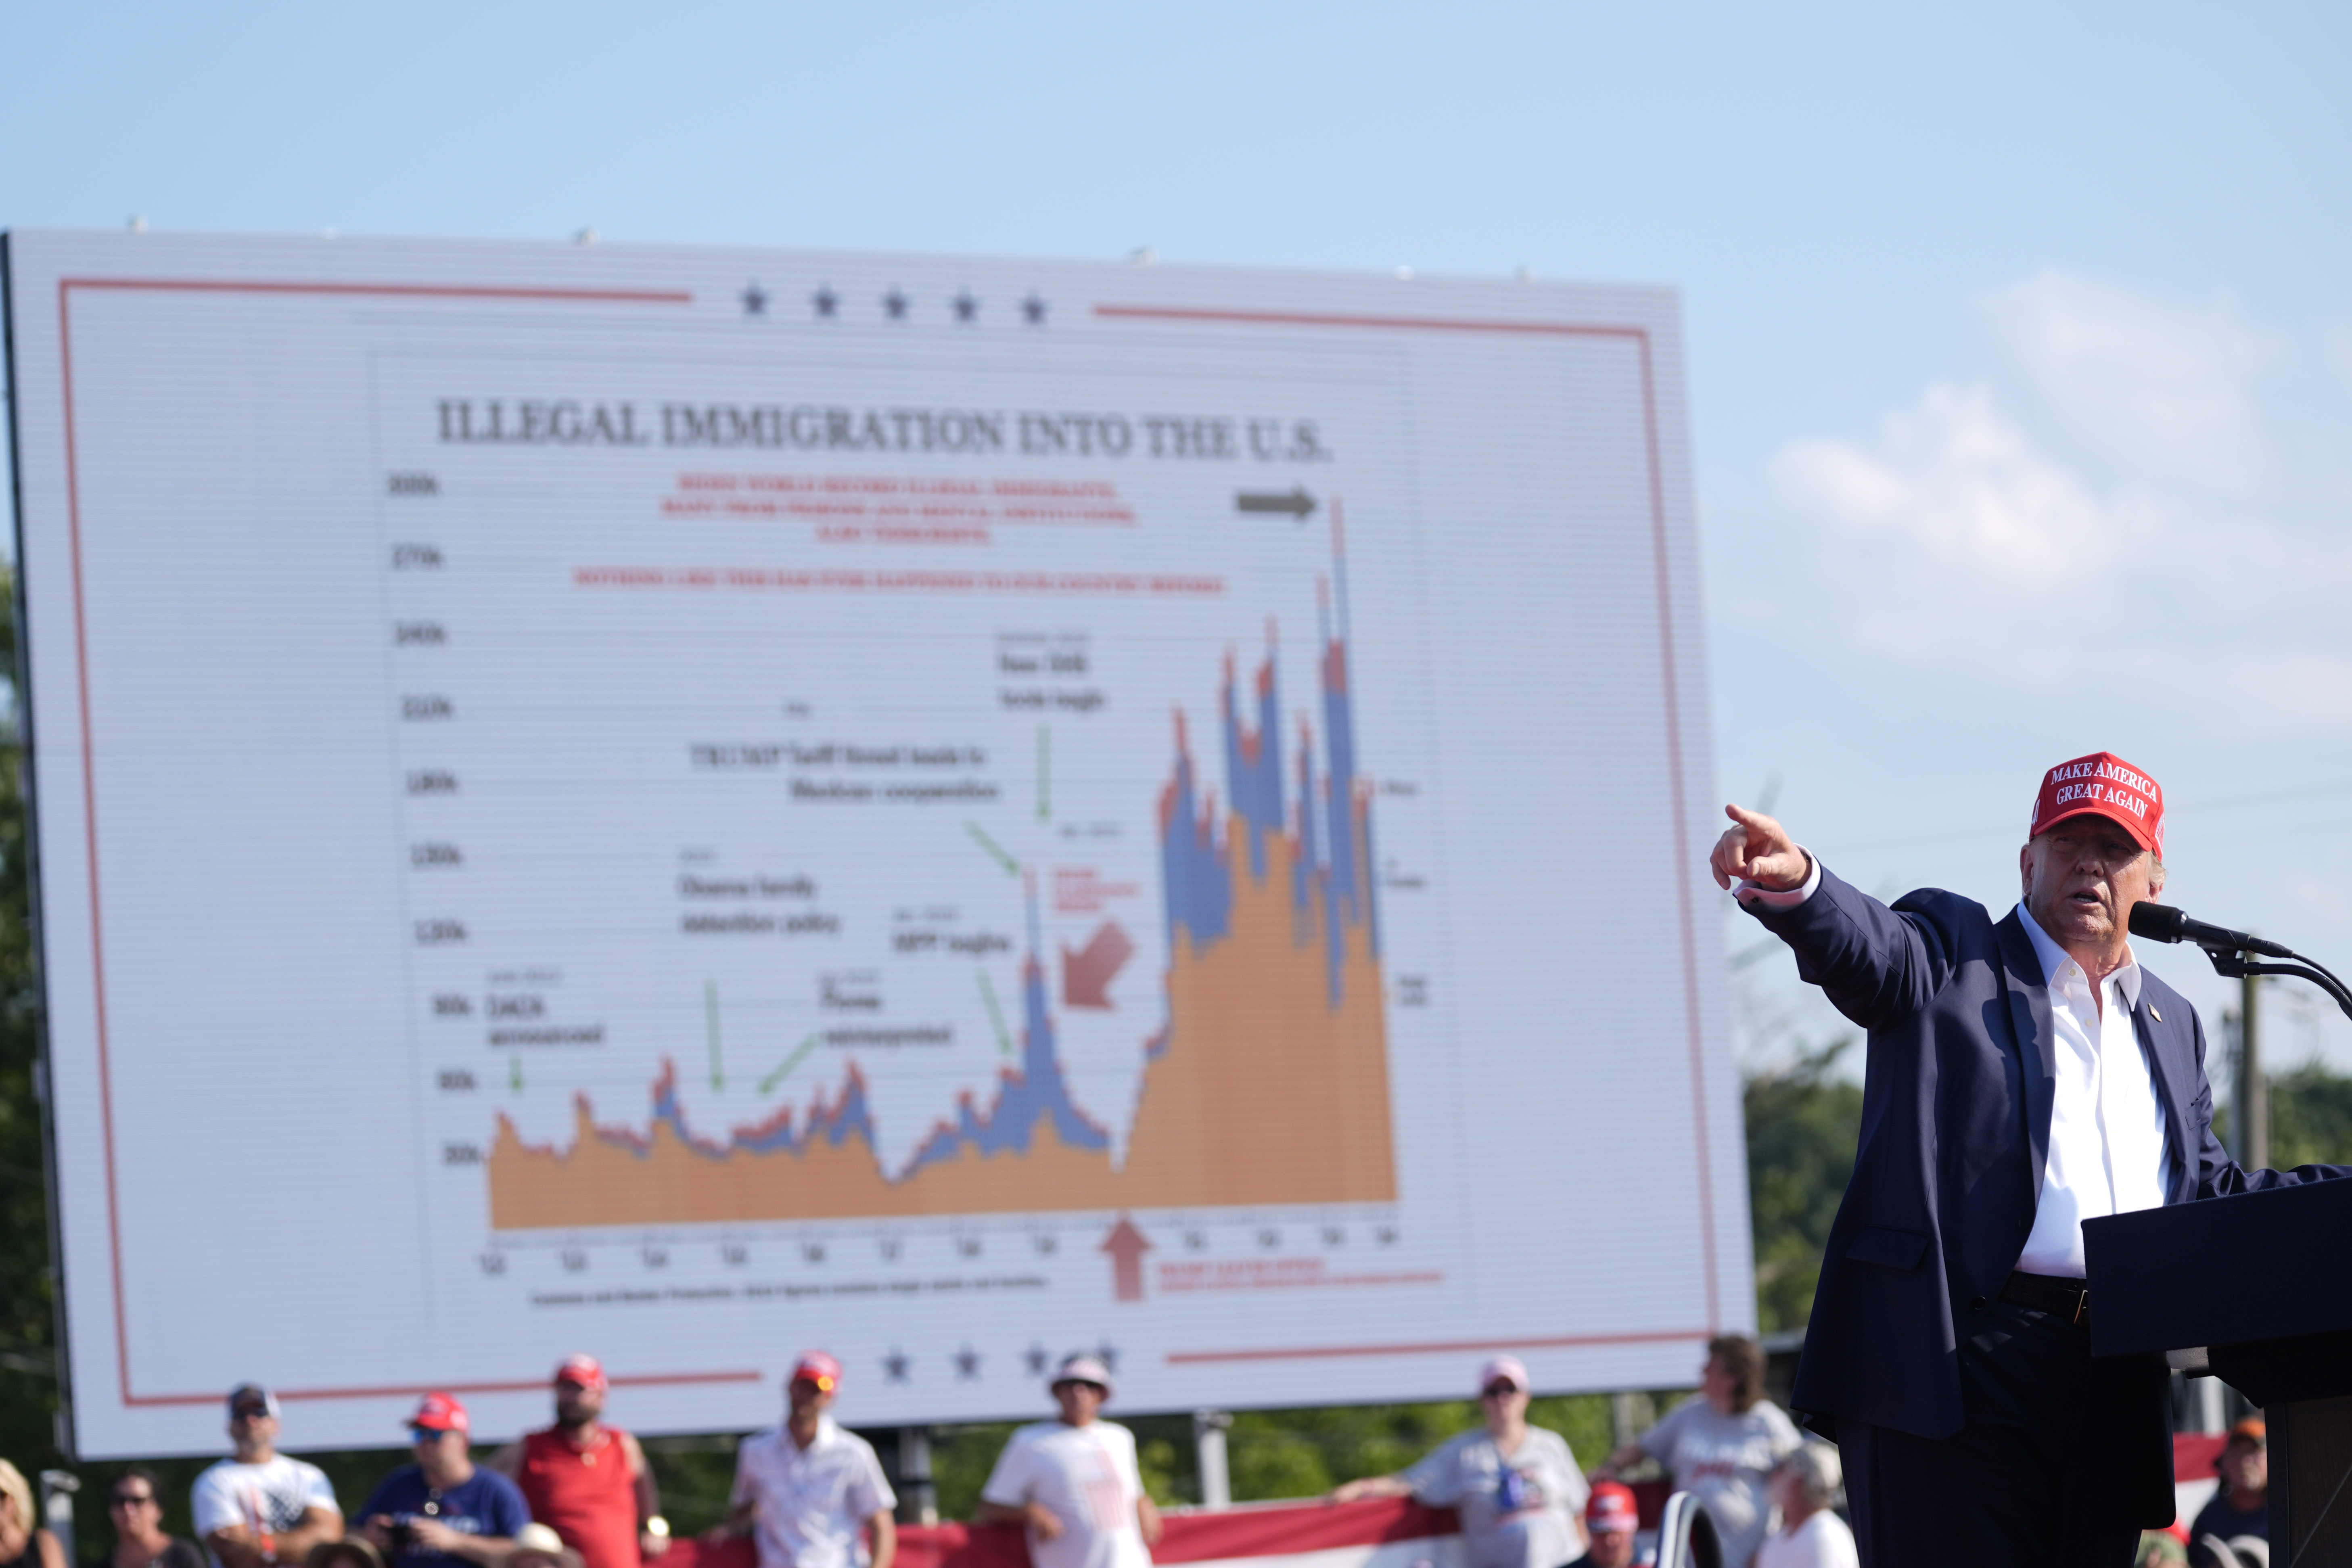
[
  {"xmin": 358, "ymin": 1395, "xmax": 529, "ymax": 1568},
  {"xmin": 192, "ymin": 1386, "xmax": 344, "ymax": 1568},
  {"xmin": 710, "ymin": 1353, "xmax": 897, "ymax": 1568},
  {"xmin": 488, "ymin": 1356, "xmax": 667, "ymax": 1568},
  {"xmin": 1327, "ymin": 1356, "xmax": 1591, "ymax": 1568},
  {"xmin": 106, "ymin": 1468, "xmax": 206, "ymax": 1568},
  {"xmin": 976, "ymin": 1353, "xmax": 1159, "ymax": 1568},
  {"xmin": 0, "ymin": 1461, "xmax": 68, "ymax": 1568}
]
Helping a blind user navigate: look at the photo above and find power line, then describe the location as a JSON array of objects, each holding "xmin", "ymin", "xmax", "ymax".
[{"xmin": 1807, "ymin": 778, "xmax": 2352, "ymax": 857}]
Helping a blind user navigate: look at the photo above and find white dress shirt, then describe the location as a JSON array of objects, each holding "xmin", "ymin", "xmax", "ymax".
[
  {"xmin": 730, "ymin": 1415, "xmax": 895, "ymax": 1568},
  {"xmin": 2013, "ymin": 903, "xmax": 2169, "ymax": 1276},
  {"xmin": 1737, "ymin": 856, "xmax": 2170, "ymax": 1277}
]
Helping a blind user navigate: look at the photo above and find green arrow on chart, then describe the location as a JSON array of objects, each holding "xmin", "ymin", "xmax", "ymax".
[
  {"xmin": 760, "ymin": 1033, "xmax": 822, "ymax": 1094},
  {"xmin": 978, "ymin": 971, "xmax": 1014, "ymax": 1056},
  {"xmin": 966, "ymin": 821, "xmax": 1019, "ymax": 877},
  {"xmin": 705, "ymin": 981, "xmax": 725, "ymax": 1090},
  {"xmin": 1037, "ymin": 725, "xmax": 1051, "ymax": 821},
  {"xmin": 509, "ymin": 1053, "xmax": 523, "ymax": 1092}
]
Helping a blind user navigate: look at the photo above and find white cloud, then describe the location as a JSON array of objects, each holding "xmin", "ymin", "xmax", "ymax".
[
  {"xmin": 2329, "ymin": 321, "xmax": 2352, "ymax": 388},
  {"xmin": 1736, "ymin": 268, "xmax": 2352, "ymax": 714},
  {"xmin": 1772, "ymin": 380, "xmax": 2114, "ymax": 581},
  {"xmin": 1973, "ymin": 269, "xmax": 2286, "ymax": 491}
]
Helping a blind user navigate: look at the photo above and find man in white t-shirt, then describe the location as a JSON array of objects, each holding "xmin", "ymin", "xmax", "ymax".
[
  {"xmin": 710, "ymin": 1352, "xmax": 896, "ymax": 1568},
  {"xmin": 978, "ymin": 1353, "xmax": 1161, "ymax": 1568},
  {"xmin": 190, "ymin": 1386, "xmax": 344, "ymax": 1568},
  {"xmin": 1328, "ymin": 1355, "xmax": 1591, "ymax": 1568}
]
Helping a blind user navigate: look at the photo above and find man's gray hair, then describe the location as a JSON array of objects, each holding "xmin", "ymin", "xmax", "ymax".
[{"xmin": 1778, "ymin": 1441, "xmax": 1843, "ymax": 1508}]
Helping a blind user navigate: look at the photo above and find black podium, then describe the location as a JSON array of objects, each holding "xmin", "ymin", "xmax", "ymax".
[{"xmin": 2087, "ymin": 1178, "xmax": 2352, "ymax": 1561}]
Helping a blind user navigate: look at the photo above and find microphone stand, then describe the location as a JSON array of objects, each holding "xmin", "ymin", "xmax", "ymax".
[{"xmin": 2189, "ymin": 943, "xmax": 2352, "ymax": 1024}]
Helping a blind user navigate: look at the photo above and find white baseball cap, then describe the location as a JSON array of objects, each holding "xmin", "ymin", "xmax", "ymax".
[
  {"xmin": 1477, "ymin": 1355, "xmax": 1530, "ymax": 1393},
  {"xmin": 1053, "ymin": 1352, "xmax": 1115, "ymax": 1397}
]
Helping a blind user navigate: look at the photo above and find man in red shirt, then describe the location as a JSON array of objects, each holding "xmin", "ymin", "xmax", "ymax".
[{"xmin": 491, "ymin": 1357, "xmax": 669, "ymax": 1568}]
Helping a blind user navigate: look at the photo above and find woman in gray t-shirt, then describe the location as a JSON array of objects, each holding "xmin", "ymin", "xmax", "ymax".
[
  {"xmin": 1329, "ymin": 1355, "xmax": 1590, "ymax": 1568},
  {"xmin": 1596, "ymin": 1336, "xmax": 1801, "ymax": 1568}
]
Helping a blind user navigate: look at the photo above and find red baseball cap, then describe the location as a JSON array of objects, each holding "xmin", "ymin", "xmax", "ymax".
[
  {"xmin": 2030, "ymin": 751, "xmax": 2164, "ymax": 859},
  {"xmin": 410, "ymin": 1392, "xmax": 470, "ymax": 1434},
  {"xmin": 1586, "ymin": 1482, "xmax": 1639, "ymax": 1533},
  {"xmin": 790, "ymin": 1351, "xmax": 843, "ymax": 1394},
  {"xmin": 554, "ymin": 1354, "xmax": 608, "ymax": 1391}
]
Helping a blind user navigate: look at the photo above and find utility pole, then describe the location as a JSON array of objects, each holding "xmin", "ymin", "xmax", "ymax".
[
  {"xmin": 2237, "ymin": 972, "xmax": 2269, "ymax": 1171},
  {"xmin": 897, "ymin": 1428, "xmax": 937, "ymax": 1526},
  {"xmin": 1194, "ymin": 1410, "xmax": 1232, "ymax": 1509}
]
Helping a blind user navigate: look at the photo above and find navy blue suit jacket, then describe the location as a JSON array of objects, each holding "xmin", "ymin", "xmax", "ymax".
[{"xmin": 1751, "ymin": 865, "xmax": 2350, "ymax": 1447}]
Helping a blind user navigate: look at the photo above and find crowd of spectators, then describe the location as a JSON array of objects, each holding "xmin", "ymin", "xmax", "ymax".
[{"xmin": 5, "ymin": 1334, "xmax": 2259, "ymax": 1568}]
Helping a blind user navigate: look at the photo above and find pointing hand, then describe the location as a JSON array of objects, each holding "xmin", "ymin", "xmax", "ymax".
[{"xmin": 1710, "ymin": 804, "xmax": 1809, "ymax": 893}]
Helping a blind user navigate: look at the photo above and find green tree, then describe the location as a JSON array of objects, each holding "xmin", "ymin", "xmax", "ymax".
[
  {"xmin": 1744, "ymin": 1037, "xmax": 1863, "ymax": 1334},
  {"xmin": 1223, "ymin": 1395, "xmax": 1615, "ymax": 1503},
  {"xmin": 2271, "ymin": 1062, "xmax": 2352, "ymax": 1167},
  {"xmin": 0, "ymin": 568, "xmax": 61, "ymax": 1474},
  {"xmin": 2214, "ymin": 1058, "xmax": 2352, "ymax": 1170}
]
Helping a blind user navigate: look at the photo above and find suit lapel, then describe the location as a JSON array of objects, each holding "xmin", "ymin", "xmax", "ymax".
[
  {"xmin": 2132, "ymin": 998, "xmax": 2196, "ymax": 1204},
  {"xmin": 1994, "ymin": 910, "xmax": 2060, "ymax": 1198}
]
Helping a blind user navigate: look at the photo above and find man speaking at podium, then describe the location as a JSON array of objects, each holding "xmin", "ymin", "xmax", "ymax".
[{"xmin": 1712, "ymin": 752, "xmax": 2350, "ymax": 1568}]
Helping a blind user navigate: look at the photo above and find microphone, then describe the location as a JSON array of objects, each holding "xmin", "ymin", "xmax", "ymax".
[{"xmin": 2128, "ymin": 901, "xmax": 2295, "ymax": 958}]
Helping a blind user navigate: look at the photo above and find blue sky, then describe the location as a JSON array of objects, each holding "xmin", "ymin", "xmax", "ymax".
[{"xmin": 7, "ymin": 0, "xmax": 2351, "ymax": 1076}]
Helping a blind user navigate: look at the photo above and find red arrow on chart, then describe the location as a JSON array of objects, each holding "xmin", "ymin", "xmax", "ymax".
[
  {"xmin": 1101, "ymin": 1215, "xmax": 1153, "ymax": 1302},
  {"xmin": 1061, "ymin": 919, "xmax": 1134, "ymax": 1010}
]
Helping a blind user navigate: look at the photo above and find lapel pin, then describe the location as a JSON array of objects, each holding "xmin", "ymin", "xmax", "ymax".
[{"xmin": 2150, "ymin": 1004, "xmax": 2163, "ymax": 1023}]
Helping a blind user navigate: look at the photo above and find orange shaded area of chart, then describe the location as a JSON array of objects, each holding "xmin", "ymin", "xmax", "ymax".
[{"xmin": 485, "ymin": 811, "xmax": 1394, "ymax": 1226}]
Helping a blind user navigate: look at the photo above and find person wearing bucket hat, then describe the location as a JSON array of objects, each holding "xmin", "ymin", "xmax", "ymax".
[
  {"xmin": 1326, "ymin": 1356, "xmax": 1589, "ymax": 1568},
  {"xmin": 490, "ymin": 1357, "xmax": 669, "ymax": 1568},
  {"xmin": 192, "ymin": 1387, "xmax": 345, "ymax": 1568},
  {"xmin": 302, "ymin": 1540, "xmax": 385, "ymax": 1568},
  {"xmin": 711, "ymin": 1353, "xmax": 896, "ymax": 1568},
  {"xmin": 1714, "ymin": 757, "xmax": 2352, "ymax": 1567},
  {"xmin": 503, "ymin": 1526, "xmax": 583, "ymax": 1568},
  {"xmin": 358, "ymin": 1395, "xmax": 529, "ymax": 1568},
  {"xmin": 976, "ymin": 1353, "xmax": 1162, "ymax": 1568}
]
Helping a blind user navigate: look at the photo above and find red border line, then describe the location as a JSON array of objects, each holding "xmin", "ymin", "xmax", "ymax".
[
  {"xmin": 52, "ymin": 276, "xmax": 755, "ymax": 1410},
  {"xmin": 1093, "ymin": 304, "xmax": 1642, "ymax": 340},
  {"xmin": 64, "ymin": 278, "xmax": 693, "ymax": 305},
  {"xmin": 1100, "ymin": 301, "xmax": 1723, "ymax": 1330},
  {"xmin": 1167, "ymin": 1328, "xmax": 1711, "ymax": 1366}
]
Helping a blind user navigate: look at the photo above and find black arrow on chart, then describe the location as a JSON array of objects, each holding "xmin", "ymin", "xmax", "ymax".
[{"xmin": 1235, "ymin": 487, "xmax": 1317, "ymax": 520}]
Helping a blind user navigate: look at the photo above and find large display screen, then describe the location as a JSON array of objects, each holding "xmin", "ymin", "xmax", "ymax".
[{"xmin": 2, "ymin": 230, "xmax": 1746, "ymax": 1458}]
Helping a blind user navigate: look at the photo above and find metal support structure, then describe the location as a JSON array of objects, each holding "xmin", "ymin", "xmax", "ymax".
[
  {"xmin": 2239, "ymin": 972, "xmax": 2269, "ymax": 1171},
  {"xmin": 897, "ymin": 1427, "xmax": 937, "ymax": 1526},
  {"xmin": 1610, "ymin": 1392, "xmax": 1651, "ymax": 1451},
  {"xmin": 1654, "ymin": 1490, "xmax": 1721, "ymax": 1568},
  {"xmin": 40, "ymin": 1471, "xmax": 78, "ymax": 1566},
  {"xmin": 1194, "ymin": 1410, "xmax": 1232, "ymax": 1509}
]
